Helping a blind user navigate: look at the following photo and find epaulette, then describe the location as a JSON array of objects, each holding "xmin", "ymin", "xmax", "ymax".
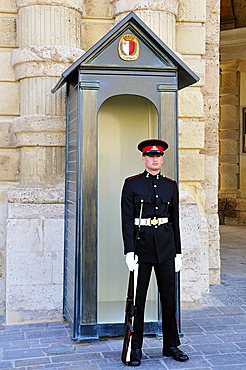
[
  {"xmin": 162, "ymin": 175, "xmax": 175, "ymax": 182},
  {"xmin": 126, "ymin": 173, "xmax": 142, "ymax": 181}
]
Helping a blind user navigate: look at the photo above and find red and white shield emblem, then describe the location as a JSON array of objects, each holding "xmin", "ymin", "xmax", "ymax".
[{"xmin": 118, "ymin": 34, "xmax": 139, "ymax": 61}]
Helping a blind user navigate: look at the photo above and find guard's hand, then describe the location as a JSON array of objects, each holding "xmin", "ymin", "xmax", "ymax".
[
  {"xmin": 125, "ymin": 252, "xmax": 138, "ymax": 271},
  {"xmin": 175, "ymin": 254, "xmax": 182, "ymax": 272}
]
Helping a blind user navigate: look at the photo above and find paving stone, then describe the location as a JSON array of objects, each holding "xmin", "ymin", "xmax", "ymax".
[
  {"xmin": 44, "ymin": 345, "xmax": 75, "ymax": 355},
  {"xmin": 0, "ymin": 361, "xmax": 14, "ymax": 368},
  {"xmin": 163, "ymin": 355, "xmax": 210, "ymax": 368},
  {"xmin": 183, "ymin": 334, "xmax": 223, "ymax": 345},
  {"xmin": 235, "ymin": 341, "xmax": 246, "ymax": 349},
  {"xmin": 217, "ymin": 333, "xmax": 246, "ymax": 343},
  {"xmin": 51, "ymin": 352, "xmax": 102, "ymax": 363},
  {"xmin": 212, "ymin": 365, "xmax": 246, "ymax": 370},
  {"xmin": 191, "ymin": 342, "xmax": 240, "ymax": 355},
  {"xmin": 2, "ymin": 348, "xmax": 45, "ymax": 360},
  {"xmin": 74, "ymin": 341, "xmax": 112, "ymax": 353},
  {"xmin": 183, "ymin": 327, "xmax": 204, "ymax": 334},
  {"xmin": 206, "ymin": 353, "xmax": 246, "ymax": 366},
  {"xmin": 25, "ymin": 330, "xmax": 68, "ymax": 340},
  {"xmin": 202, "ymin": 325, "xmax": 235, "ymax": 334},
  {"xmin": 0, "ymin": 333, "xmax": 25, "ymax": 342},
  {"xmin": 193, "ymin": 316, "xmax": 238, "ymax": 327},
  {"xmin": 217, "ymin": 306, "xmax": 246, "ymax": 315},
  {"xmin": 15, "ymin": 356, "xmax": 51, "ymax": 367}
]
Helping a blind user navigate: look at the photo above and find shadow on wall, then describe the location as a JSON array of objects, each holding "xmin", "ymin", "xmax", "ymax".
[{"xmin": 219, "ymin": 198, "xmax": 246, "ymax": 225}]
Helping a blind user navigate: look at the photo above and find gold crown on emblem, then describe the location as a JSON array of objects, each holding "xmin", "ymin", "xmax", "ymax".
[{"xmin": 122, "ymin": 34, "xmax": 136, "ymax": 42}]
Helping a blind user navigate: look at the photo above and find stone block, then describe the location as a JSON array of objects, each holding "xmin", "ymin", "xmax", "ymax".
[
  {"xmin": 0, "ymin": 149, "xmax": 19, "ymax": 181},
  {"xmin": 15, "ymin": 132, "xmax": 65, "ymax": 147},
  {"xmin": 81, "ymin": 20, "xmax": 113, "ymax": 50},
  {"xmin": 204, "ymin": 155, "xmax": 218, "ymax": 187},
  {"xmin": 0, "ymin": 83, "xmax": 19, "ymax": 116},
  {"xmin": 180, "ymin": 202, "xmax": 200, "ymax": 248},
  {"xmin": 6, "ymin": 283, "xmax": 63, "ymax": 314},
  {"xmin": 0, "ymin": 120, "xmax": 15, "ymax": 148},
  {"xmin": 182, "ymin": 248, "xmax": 200, "ymax": 282},
  {"xmin": 220, "ymin": 173, "xmax": 238, "ymax": 190},
  {"xmin": 176, "ymin": 23, "xmax": 205, "ymax": 55},
  {"xmin": 209, "ymin": 245, "xmax": 220, "ymax": 270},
  {"xmin": 181, "ymin": 280, "xmax": 202, "ymax": 302},
  {"xmin": 178, "ymin": 120, "xmax": 204, "ymax": 149},
  {"xmin": 18, "ymin": 6, "xmax": 81, "ymax": 48},
  {"xmin": 236, "ymin": 198, "xmax": 246, "ymax": 211},
  {"xmin": 7, "ymin": 219, "xmax": 43, "ymax": 253},
  {"xmin": 178, "ymin": 87, "xmax": 204, "ymax": 118},
  {"xmin": 8, "ymin": 187, "xmax": 65, "ymax": 204},
  {"xmin": 0, "ymin": 50, "xmax": 15, "ymax": 81},
  {"xmin": 219, "ymin": 127, "xmax": 239, "ymax": 140},
  {"xmin": 204, "ymin": 65, "xmax": 219, "ymax": 95},
  {"xmin": 7, "ymin": 251, "xmax": 53, "ymax": 285},
  {"xmin": 177, "ymin": 0, "xmax": 206, "ymax": 22},
  {"xmin": 220, "ymin": 116, "xmax": 239, "ymax": 131},
  {"xmin": 112, "ymin": 0, "xmax": 179, "ymax": 16},
  {"xmin": 179, "ymin": 153, "xmax": 205, "ymax": 181},
  {"xmin": 20, "ymin": 77, "xmax": 64, "ymax": 116},
  {"xmin": 219, "ymin": 154, "xmax": 239, "ymax": 164},
  {"xmin": 220, "ymin": 94, "xmax": 238, "ymax": 106},
  {"xmin": 0, "ymin": 16, "xmax": 16, "ymax": 47},
  {"xmin": 43, "ymin": 219, "xmax": 64, "ymax": 251},
  {"xmin": 183, "ymin": 56, "xmax": 205, "ymax": 86},
  {"xmin": 220, "ymin": 71, "xmax": 238, "ymax": 94},
  {"xmin": 12, "ymin": 114, "xmax": 66, "ymax": 147},
  {"xmin": 220, "ymin": 139, "xmax": 239, "ymax": 155},
  {"xmin": 0, "ymin": 0, "xmax": 17, "ymax": 13},
  {"xmin": 52, "ymin": 251, "xmax": 64, "ymax": 284},
  {"xmin": 83, "ymin": 0, "xmax": 112, "ymax": 17},
  {"xmin": 8, "ymin": 203, "xmax": 64, "ymax": 219},
  {"xmin": 209, "ymin": 268, "xmax": 220, "ymax": 285},
  {"xmin": 204, "ymin": 186, "xmax": 218, "ymax": 214},
  {"xmin": 19, "ymin": 147, "xmax": 65, "ymax": 186}
]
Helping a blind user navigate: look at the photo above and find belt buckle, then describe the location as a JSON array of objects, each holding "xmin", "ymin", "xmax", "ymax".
[{"xmin": 150, "ymin": 217, "xmax": 159, "ymax": 226}]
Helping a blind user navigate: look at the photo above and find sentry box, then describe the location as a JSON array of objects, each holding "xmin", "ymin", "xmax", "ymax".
[{"xmin": 52, "ymin": 12, "xmax": 198, "ymax": 341}]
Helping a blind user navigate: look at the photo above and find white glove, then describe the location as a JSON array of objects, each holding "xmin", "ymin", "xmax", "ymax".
[
  {"xmin": 125, "ymin": 252, "xmax": 138, "ymax": 271},
  {"xmin": 175, "ymin": 254, "xmax": 182, "ymax": 272}
]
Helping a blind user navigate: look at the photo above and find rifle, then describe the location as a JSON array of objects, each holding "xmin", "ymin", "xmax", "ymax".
[
  {"xmin": 121, "ymin": 200, "xmax": 143, "ymax": 365},
  {"xmin": 121, "ymin": 270, "xmax": 135, "ymax": 365}
]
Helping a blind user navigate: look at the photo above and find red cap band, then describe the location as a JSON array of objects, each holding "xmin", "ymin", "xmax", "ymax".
[{"xmin": 142, "ymin": 145, "xmax": 163, "ymax": 153}]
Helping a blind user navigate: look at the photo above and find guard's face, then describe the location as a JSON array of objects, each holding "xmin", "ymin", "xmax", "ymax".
[{"xmin": 142, "ymin": 154, "xmax": 163, "ymax": 173}]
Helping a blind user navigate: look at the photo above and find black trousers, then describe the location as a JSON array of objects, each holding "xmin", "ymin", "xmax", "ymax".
[{"xmin": 131, "ymin": 260, "xmax": 180, "ymax": 349}]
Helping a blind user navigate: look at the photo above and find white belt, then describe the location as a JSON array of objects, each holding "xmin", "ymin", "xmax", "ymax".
[{"xmin": 134, "ymin": 217, "xmax": 168, "ymax": 227}]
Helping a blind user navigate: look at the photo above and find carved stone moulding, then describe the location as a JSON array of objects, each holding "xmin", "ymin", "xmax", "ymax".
[
  {"xmin": 16, "ymin": 0, "xmax": 83, "ymax": 12},
  {"xmin": 12, "ymin": 46, "xmax": 84, "ymax": 80},
  {"xmin": 110, "ymin": 0, "xmax": 179, "ymax": 16}
]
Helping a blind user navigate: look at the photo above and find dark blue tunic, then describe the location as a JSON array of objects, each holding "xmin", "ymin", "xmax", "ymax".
[{"xmin": 121, "ymin": 170, "xmax": 181, "ymax": 263}]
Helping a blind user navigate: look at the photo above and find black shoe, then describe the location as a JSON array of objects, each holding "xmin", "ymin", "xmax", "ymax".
[
  {"xmin": 163, "ymin": 346, "xmax": 189, "ymax": 362},
  {"xmin": 130, "ymin": 348, "xmax": 142, "ymax": 366}
]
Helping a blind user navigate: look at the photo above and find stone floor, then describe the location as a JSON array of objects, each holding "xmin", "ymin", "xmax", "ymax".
[{"xmin": 0, "ymin": 225, "xmax": 245, "ymax": 370}]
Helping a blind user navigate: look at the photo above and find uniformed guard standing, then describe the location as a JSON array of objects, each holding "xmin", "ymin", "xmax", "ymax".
[{"xmin": 121, "ymin": 139, "xmax": 189, "ymax": 366}]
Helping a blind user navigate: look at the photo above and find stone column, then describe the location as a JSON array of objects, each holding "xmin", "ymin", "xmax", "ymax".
[
  {"xmin": 202, "ymin": 0, "xmax": 220, "ymax": 285},
  {"xmin": 219, "ymin": 61, "xmax": 240, "ymax": 223},
  {"xmin": 111, "ymin": 0, "xmax": 178, "ymax": 49},
  {"xmin": 6, "ymin": 0, "xmax": 84, "ymax": 323},
  {"xmin": 176, "ymin": 0, "xmax": 208, "ymax": 299}
]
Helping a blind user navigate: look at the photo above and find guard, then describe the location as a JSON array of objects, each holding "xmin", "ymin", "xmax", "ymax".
[{"xmin": 121, "ymin": 139, "xmax": 189, "ymax": 366}]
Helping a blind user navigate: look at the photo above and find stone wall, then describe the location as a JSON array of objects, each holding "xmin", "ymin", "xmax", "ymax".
[
  {"xmin": 0, "ymin": 0, "xmax": 221, "ymax": 322},
  {"xmin": 0, "ymin": 0, "xmax": 18, "ymax": 316},
  {"xmin": 219, "ymin": 27, "xmax": 246, "ymax": 225},
  {"xmin": 2, "ymin": 0, "xmax": 84, "ymax": 323}
]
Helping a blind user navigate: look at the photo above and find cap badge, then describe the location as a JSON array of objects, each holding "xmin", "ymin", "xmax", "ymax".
[{"xmin": 118, "ymin": 34, "xmax": 139, "ymax": 61}]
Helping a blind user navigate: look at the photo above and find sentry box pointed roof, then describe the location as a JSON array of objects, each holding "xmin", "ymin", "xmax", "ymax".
[{"xmin": 52, "ymin": 12, "xmax": 199, "ymax": 93}]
